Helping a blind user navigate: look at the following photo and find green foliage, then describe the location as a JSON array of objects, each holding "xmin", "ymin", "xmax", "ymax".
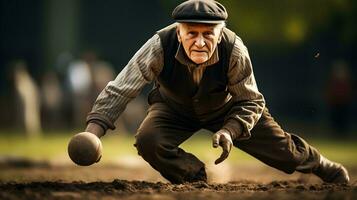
[{"xmin": 159, "ymin": 0, "xmax": 357, "ymax": 46}]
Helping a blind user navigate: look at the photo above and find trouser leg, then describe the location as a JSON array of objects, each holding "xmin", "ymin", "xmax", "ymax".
[
  {"xmin": 238, "ymin": 108, "xmax": 321, "ymax": 173},
  {"xmin": 205, "ymin": 107, "xmax": 321, "ymax": 174},
  {"xmin": 237, "ymin": 108, "xmax": 349, "ymax": 183},
  {"xmin": 134, "ymin": 103, "xmax": 205, "ymax": 184}
]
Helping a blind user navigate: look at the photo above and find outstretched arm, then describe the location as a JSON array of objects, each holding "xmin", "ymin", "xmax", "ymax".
[{"xmin": 86, "ymin": 34, "xmax": 164, "ymax": 136}]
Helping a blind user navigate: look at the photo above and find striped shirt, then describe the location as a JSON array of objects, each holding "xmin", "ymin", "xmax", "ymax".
[{"xmin": 87, "ymin": 28, "xmax": 265, "ymax": 139}]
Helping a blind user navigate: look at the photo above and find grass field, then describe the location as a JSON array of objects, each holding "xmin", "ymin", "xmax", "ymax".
[{"xmin": 0, "ymin": 130, "xmax": 356, "ymax": 166}]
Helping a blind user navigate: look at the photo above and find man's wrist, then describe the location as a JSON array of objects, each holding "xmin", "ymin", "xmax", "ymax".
[
  {"xmin": 222, "ymin": 119, "xmax": 243, "ymax": 141},
  {"xmin": 85, "ymin": 122, "xmax": 106, "ymax": 138},
  {"xmin": 86, "ymin": 112, "xmax": 116, "ymax": 130}
]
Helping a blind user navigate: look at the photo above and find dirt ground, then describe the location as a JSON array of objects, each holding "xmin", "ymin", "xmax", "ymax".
[{"xmin": 0, "ymin": 157, "xmax": 356, "ymax": 200}]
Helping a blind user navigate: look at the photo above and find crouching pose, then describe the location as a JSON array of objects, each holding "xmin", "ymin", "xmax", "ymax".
[{"xmin": 82, "ymin": 0, "xmax": 349, "ymax": 184}]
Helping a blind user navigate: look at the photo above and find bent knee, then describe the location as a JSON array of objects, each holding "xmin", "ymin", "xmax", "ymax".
[{"xmin": 134, "ymin": 130, "xmax": 168, "ymax": 158}]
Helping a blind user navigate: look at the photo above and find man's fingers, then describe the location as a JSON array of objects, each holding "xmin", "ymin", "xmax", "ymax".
[
  {"xmin": 212, "ymin": 133, "xmax": 220, "ymax": 148},
  {"xmin": 213, "ymin": 131, "xmax": 233, "ymax": 164},
  {"xmin": 215, "ymin": 147, "xmax": 229, "ymax": 164},
  {"xmin": 224, "ymin": 140, "xmax": 232, "ymax": 153}
]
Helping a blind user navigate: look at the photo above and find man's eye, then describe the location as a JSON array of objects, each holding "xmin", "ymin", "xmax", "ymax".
[{"xmin": 204, "ymin": 32, "xmax": 214, "ymax": 36}]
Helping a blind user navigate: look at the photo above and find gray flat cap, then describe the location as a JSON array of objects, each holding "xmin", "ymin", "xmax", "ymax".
[{"xmin": 172, "ymin": 0, "xmax": 228, "ymax": 24}]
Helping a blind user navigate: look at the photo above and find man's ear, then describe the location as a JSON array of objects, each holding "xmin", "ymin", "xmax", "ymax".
[
  {"xmin": 176, "ymin": 27, "xmax": 182, "ymax": 43},
  {"xmin": 218, "ymin": 30, "xmax": 223, "ymax": 44}
]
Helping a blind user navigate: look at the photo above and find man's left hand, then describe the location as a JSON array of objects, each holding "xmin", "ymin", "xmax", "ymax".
[{"xmin": 212, "ymin": 129, "xmax": 233, "ymax": 165}]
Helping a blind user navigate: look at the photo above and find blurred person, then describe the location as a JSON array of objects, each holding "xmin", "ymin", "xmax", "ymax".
[
  {"xmin": 13, "ymin": 60, "xmax": 42, "ymax": 136},
  {"xmin": 325, "ymin": 60, "xmax": 353, "ymax": 136},
  {"xmin": 67, "ymin": 58, "xmax": 93, "ymax": 128},
  {"xmin": 41, "ymin": 71, "xmax": 63, "ymax": 130},
  {"xmin": 54, "ymin": 51, "xmax": 75, "ymax": 129},
  {"xmin": 79, "ymin": 0, "xmax": 349, "ymax": 184}
]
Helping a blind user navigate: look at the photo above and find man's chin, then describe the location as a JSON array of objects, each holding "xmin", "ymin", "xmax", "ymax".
[{"xmin": 190, "ymin": 56, "xmax": 208, "ymax": 64}]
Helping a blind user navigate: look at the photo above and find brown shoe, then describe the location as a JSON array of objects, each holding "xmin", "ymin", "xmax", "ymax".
[{"xmin": 313, "ymin": 155, "xmax": 350, "ymax": 184}]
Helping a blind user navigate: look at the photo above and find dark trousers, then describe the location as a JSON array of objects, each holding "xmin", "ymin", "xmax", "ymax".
[{"xmin": 134, "ymin": 102, "xmax": 320, "ymax": 183}]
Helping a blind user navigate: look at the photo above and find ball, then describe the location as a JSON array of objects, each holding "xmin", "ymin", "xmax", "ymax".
[{"xmin": 68, "ymin": 132, "xmax": 102, "ymax": 166}]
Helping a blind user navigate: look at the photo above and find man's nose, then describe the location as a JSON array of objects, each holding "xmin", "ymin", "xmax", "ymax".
[{"xmin": 194, "ymin": 35, "xmax": 205, "ymax": 48}]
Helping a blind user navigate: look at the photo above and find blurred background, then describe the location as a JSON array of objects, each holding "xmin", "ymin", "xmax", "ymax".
[{"xmin": 0, "ymin": 0, "xmax": 356, "ymax": 172}]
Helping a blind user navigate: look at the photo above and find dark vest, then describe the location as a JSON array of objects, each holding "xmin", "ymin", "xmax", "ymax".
[{"xmin": 152, "ymin": 23, "xmax": 236, "ymax": 120}]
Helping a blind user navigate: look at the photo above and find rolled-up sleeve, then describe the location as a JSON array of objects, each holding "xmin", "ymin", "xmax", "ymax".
[
  {"xmin": 87, "ymin": 34, "xmax": 164, "ymax": 130},
  {"xmin": 222, "ymin": 36, "xmax": 265, "ymax": 141}
]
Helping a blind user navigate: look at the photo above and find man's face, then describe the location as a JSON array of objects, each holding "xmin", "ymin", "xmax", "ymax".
[{"xmin": 177, "ymin": 23, "xmax": 223, "ymax": 64}]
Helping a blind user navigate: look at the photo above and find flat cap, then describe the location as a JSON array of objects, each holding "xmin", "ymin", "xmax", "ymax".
[{"xmin": 172, "ymin": 0, "xmax": 228, "ymax": 24}]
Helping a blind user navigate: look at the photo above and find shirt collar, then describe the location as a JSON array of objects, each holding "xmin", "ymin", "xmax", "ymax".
[{"xmin": 175, "ymin": 43, "xmax": 219, "ymax": 69}]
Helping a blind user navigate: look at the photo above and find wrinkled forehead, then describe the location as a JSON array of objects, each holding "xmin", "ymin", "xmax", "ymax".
[{"xmin": 178, "ymin": 22, "xmax": 220, "ymax": 31}]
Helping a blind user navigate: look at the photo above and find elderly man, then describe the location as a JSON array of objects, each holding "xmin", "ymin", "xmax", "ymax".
[{"xmin": 84, "ymin": 0, "xmax": 349, "ymax": 184}]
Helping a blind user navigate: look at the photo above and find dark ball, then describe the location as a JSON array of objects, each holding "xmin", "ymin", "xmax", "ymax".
[{"xmin": 68, "ymin": 132, "xmax": 102, "ymax": 166}]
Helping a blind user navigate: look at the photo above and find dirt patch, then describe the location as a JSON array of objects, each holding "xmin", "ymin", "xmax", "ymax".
[
  {"xmin": 0, "ymin": 179, "xmax": 356, "ymax": 200},
  {"xmin": 0, "ymin": 158, "xmax": 356, "ymax": 200}
]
